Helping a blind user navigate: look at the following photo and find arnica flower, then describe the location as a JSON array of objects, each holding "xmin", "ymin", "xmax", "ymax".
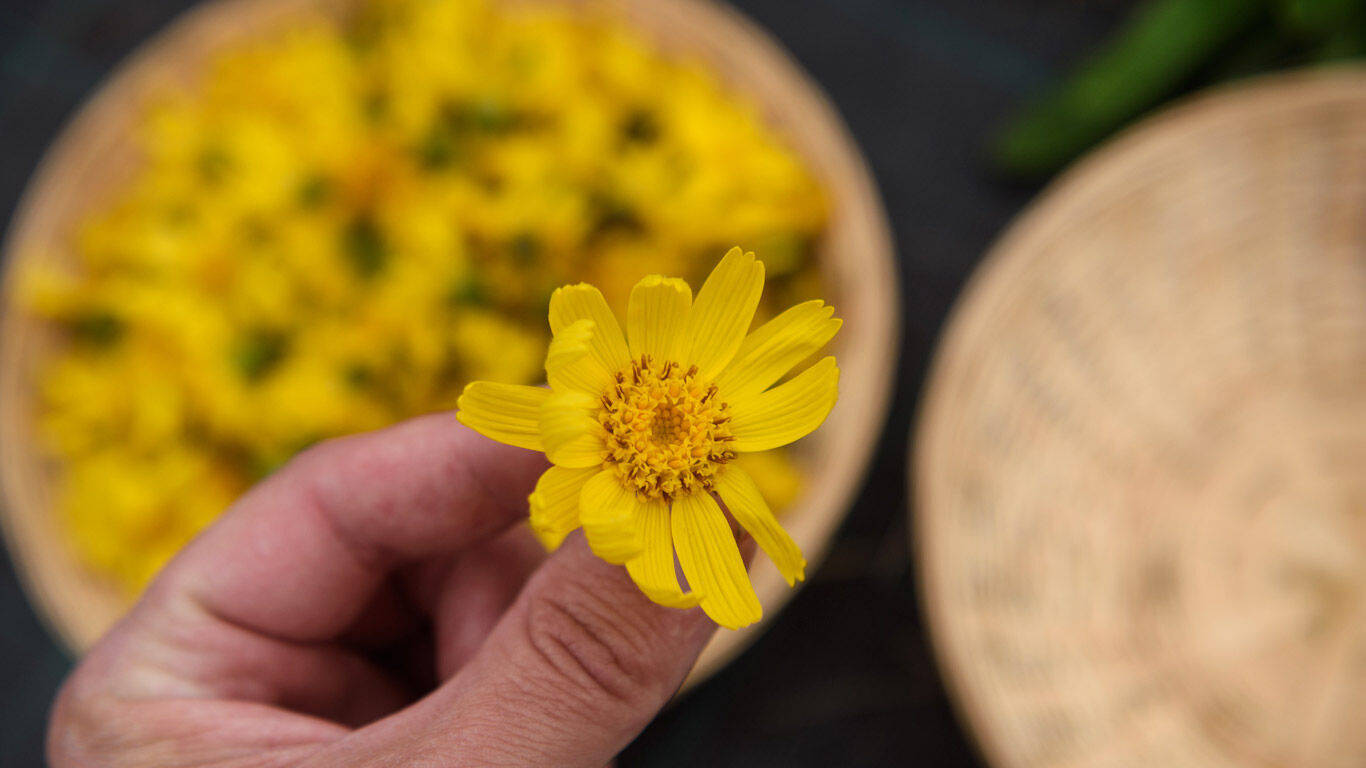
[{"xmin": 456, "ymin": 248, "xmax": 840, "ymax": 629}]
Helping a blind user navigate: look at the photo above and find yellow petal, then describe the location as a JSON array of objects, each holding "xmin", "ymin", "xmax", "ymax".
[
  {"xmin": 627, "ymin": 275, "xmax": 691, "ymax": 362},
  {"xmin": 625, "ymin": 498, "xmax": 702, "ymax": 608},
  {"xmin": 728, "ymin": 357, "xmax": 839, "ymax": 453},
  {"xmin": 671, "ymin": 491, "xmax": 761, "ymax": 630},
  {"xmin": 456, "ymin": 382, "xmax": 550, "ymax": 451},
  {"xmin": 579, "ymin": 470, "xmax": 644, "ymax": 564},
  {"xmin": 549, "ymin": 283, "xmax": 630, "ymax": 375},
  {"xmin": 714, "ymin": 465, "xmax": 806, "ymax": 586},
  {"xmin": 685, "ymin": 248, "xmax": 764, "ymax": 380},
  {"xmin": 714, "ymin": 300, "xmax": 841, "ymax": 401},
  {"xmin": 546, "ymin": 319, "xmax": 613, "ymax": 395},
  {"xmin": 733, "ymin": 450, "xmax": 804, "ymax": 512},
  {"xmin": 528, "ymin": 466, "xmax": 596, "ymax": 551},
  {"xmin": 539, "ymin": 390, "xmax": 608, "ymax": 468}
]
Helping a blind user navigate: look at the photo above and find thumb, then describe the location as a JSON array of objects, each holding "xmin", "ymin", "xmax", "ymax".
[
  {"xmin": 441, "ymin": 534, "xmax": 727, "ymax": 763},
  {"xmin": 320, "ymin": 533, "xmax": 743, "ymax": 767}
]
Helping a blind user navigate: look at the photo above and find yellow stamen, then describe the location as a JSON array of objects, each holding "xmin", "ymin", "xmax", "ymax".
[{"xmin": 599, "ymin": 355, "xmax": 735, "ymax": 500}]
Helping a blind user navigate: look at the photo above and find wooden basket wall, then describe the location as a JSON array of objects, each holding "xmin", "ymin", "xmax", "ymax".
[
  {"xmin": 916, "ymin": 69, "xmax": 1366, "ymax": 767},
  {"xmin": 0, "ymin": 0, "xmax": 898, "ymax": 688}
]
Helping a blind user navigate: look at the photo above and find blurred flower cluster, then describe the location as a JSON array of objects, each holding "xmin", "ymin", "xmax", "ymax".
[{"xmin": 22, "ymin": 0, "xmax": 826, "ymax": 593}]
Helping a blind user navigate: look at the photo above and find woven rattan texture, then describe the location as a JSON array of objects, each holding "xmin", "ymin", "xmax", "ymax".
[{"xmin": 918, "ymin": 70, "xmax": 1366, "ymax": 768}]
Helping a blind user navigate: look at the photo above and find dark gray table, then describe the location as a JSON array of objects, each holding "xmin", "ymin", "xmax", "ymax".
[{"xmin": 0, "ymin": 1, "xmax": 1128, "ymax": 764}]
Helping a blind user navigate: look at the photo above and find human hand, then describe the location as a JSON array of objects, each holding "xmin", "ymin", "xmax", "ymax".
[{"xmin": 49, "ymin": 413, "xmax": 736, "ymax": 767}]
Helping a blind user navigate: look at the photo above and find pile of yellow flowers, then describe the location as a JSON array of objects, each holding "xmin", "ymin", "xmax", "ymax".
[{"xmin": 22, "ymin": 0, "xmax": 827, "ymax": 593}]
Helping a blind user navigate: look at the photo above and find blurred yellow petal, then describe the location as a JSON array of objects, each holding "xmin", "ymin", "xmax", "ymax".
[
  {"xmin": 38, "ymin": 0, "xmax": 836, "ymax": 602},
  {"xmin": 732, "ymin": 450, "xmax": 803, "ymax": 513},
  {"xmin": 671, "ymin": 491, "xmax": 760, "ymax": 630},
  {"xmin": 627, "ymin": 275, "xmax": 691, "ymax": 362},
  {"xmin": 715, "ymin": 465, "xmax": 805, "ymax": 586},
  {"xmin": 579, "ymin": 470, "xmax": 644, "ymax": 564},
  {"xmin": 529, "ymin": 465, "xmax": 596, "ymax": 550},
  {"xmin": 549, "ymin": 283, "xmax": 630, "ymax": 374},
  {"xmin": 456, "ymin": 382, "xmax": 550, "ymax": 451},
  {"xmin": 715, "ymin": 300, "xmax": 841, "ymax": 401},
  {"xmin": 685, "ymin": 247, "xmax": 764, "ymax": 380},
  {"xmin": 625, "ymin": 498, "xmax": 701, "ymax": 608},
  {"xmin": 728, "ymin": 357, "xmax": 838, "ymax": 453},
  {"xmin": 539, "ymin": 390, "xmax": 608, "ymax": 468},
  {"xmin": 546, "ymin": 319, "xmax": 613, "ymax": 395}
]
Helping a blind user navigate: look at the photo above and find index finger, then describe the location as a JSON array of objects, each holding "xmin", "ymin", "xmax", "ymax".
[{"xmin": 156, "ymin": 412, "xmax": 548, "ymax": 642}]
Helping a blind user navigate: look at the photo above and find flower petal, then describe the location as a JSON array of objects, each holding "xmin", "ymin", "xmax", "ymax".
[
  {"xmin": 685, "ymin": 248, "xmax": 764, "ymax": 380},
  {"xmin": 714, "ymin": 300, "xmax": 841, "ymax": 401},
  {"xmin": 528, "ymin": 466, "xmax": 596, "ymax": 550},
  {"xmin": 671, "ymin": 491, "xmax": 761, "ymax": 630},
  {"xmin": 714, "ymin": 465, "xmax": 806, "ymax": 586},
  {"xmin": 539, "ymin": 390, "xmax": 608, "ymax": 468},
  {"xmin": 625, "ymin": 498, "xmax": 702, "ymax": 608},
  {"xmin": 732, "ymin": 449, "xmax": 803, "ymax": 511},
  {"xmin": 546, "ymin": 319, "xmax": 614, "ymax": 395},
  {"xmin": 627, "ymin": 275, "xmax": 691, "ymax": 362},
  {"xmin": 728, "ymin": 356, "xmax": 838, "ymax": 453},
  {"xmin": 549, "ymin": 283, "xmax": 630, "ymax": 375},
  {"xmin": 456, "ymin": 382, "xmax": 550, "ymax": 451},
  {"xmin": 579, "ymin": 470, "xmax": 645, "ymax": 564}
]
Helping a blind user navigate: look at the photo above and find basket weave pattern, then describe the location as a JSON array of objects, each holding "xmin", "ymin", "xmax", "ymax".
[
  {"xmin": 917, "ymin": 70, "xmax": 1366, "ymax": 768},
  {"xmin": 0, "ymin": 0, "xmax": 898, "ymax": 686}
]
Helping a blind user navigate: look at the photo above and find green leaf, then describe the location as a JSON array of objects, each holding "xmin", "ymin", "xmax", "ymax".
[
  {"xmin": 69, "ymin": 311, "xmax": 123, "ymax": 348},
  {"xmin": 343, "ymin": 217, "xmax": 387, "ymax": 278},
  {"xmin": 994, "ymin": 0, "xmax": 1271, "ymax": 178},
  {"xmin": 233, "ymin": 329, "xmax": 288, "ymax": 382}
]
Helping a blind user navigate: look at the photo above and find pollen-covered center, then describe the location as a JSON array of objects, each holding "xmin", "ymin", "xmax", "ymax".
[{"xmin": 598, "ymin": 355, "xmax": 735, "ymax": 500}]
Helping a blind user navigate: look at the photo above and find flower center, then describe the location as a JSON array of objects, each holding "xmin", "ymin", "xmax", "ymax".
[{"xmin": 598, "ymin": 355, "xmax": 735, "ymax": 501}]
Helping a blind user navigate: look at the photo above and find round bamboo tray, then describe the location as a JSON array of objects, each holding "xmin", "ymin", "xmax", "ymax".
[
  {"xmin": 0, "ymin": 0, "xmax": 898, "ymax": 686},
  {"xmin": 916, "ymin": 69, "xmax": 1366, "ymax": 768}
]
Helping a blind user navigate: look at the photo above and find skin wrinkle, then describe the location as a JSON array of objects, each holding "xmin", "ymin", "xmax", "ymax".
[
  {"xmin": 174, "ymin": 485, "xmax": 382, "ymax": 646},
  {"xmin": 299, "ymin": 437, "xmax": 437, "ymax": 570},
  {"xmin": 59, "ymin": 697, "xmax": 346, "ymax": 768},
  {"xmin": 523, "ymin": 588, "xmax": 643, "ymax": 709},
  {"xmin": 301, "ymin": 423, "xmax": 538, "ymax": 570},
  {"xmin": 150, "ymin": 608, "xmax": 274, "ymax": 702},
  {"xmin": 575, "ymin": 579, "xmax": 662, "ymax": 674},
  {"xmin": 431, "ymin": 530, "xmax": 544, "ymax": 681},
  {"xmin": 91, "ymin": 607, "xmax": 226, "ymax": 703},
  {"xmin": 446, "ymin": 686, "xmax": 564, "ymax": 767},
  {"xmin": 450, "ymin": 438, "xmax": 523, "ymax": 539},
  {"xmin": 91, "ymin": 434, "xmax": 531, "ymax": 720},
  {"xmin": 168, "ymin": 538, "xmax": 512, "ymax": 727},
  {"xmin": 299, "ymin": 457, "xmax": 403, "ymax": 573},
  {"xmin": 182, "ymin": 423, "xmax": 548, "ymax": 646},
  {"xmin": 49, "ymin": 419, "xmax": 729, "ymax": 768},
  {"xmin": 140, "ymin": 591, "xmax": 409, "ymax": 725},
  {"xmin": 183, "ymin": 554, "xmax": 347, "ymax": 652}
]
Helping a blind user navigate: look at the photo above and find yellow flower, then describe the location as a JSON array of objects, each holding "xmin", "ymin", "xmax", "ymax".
[
  {"xmin": 457, "ymin": 248, "xmax": 841, "ymax": 629},
  {"xmin": 28, "ymin": 0, "xmax": 830, "ymax": 598}
]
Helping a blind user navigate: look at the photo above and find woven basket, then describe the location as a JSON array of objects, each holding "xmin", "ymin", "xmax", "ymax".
[
  {"xmin": 916, "ymin": 68, "xmax": 1366, "ymax": 768},
  {"xmin": 0, "ymin": 0, "xmax": 898, "ymax": 687}
]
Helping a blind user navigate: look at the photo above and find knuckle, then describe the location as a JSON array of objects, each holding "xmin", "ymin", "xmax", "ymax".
[
  {"xmin": 522, "ymin": 584, "xmax": 667, "ymax": 711},
  {"xmin": 49, "ymin": 675, "xmax": 135, "ymax": 767},
  {"xmin": 288, "ymin": 435, "xmax": 346, "ymax": 474}
]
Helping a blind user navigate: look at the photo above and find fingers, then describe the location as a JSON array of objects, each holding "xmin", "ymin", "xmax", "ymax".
[
  {"xmin": 157, "ymin": 412, "xmax": 548, "ymax": 643},
  {"xmin": 421, "ymin": 525, "xmax": 547, "ymax": 680},
  {"xmin": 315, "ymin": 533, "xmax": 747, "ymax": 768},
  {"xmin": 458, "ymin": 535, "xmax": 719, "ymax": 763},
  {"xmin": 50, "ymin": 695, "xmax": 347, "ymax": 768}
]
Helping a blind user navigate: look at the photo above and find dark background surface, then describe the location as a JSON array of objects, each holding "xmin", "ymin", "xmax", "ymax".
[{"xmin": 0, "ymin": 1, "xmax": 1130, "ymax": 765}]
